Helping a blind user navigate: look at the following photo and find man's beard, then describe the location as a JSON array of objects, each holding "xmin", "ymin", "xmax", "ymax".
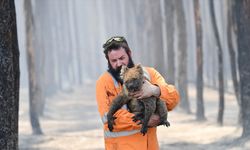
[{"xmin": 107, "ymin": 56, "xmax": 134, "ymax": 85}]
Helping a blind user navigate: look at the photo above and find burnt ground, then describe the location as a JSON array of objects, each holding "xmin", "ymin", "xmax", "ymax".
[{"xmin": 19, "ymin": 83, "xmax": 250, "ymax": 150}]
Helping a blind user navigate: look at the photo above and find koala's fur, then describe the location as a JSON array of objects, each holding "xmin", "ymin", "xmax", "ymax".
[{"xmin": 107, "ymin": 64, "xmax": 170, "ymax": 135}]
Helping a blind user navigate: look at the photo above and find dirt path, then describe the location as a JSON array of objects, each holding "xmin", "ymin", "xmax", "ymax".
[{"xmin": 19, "ymin": 84, "xmax": 249, "ymax": 150}]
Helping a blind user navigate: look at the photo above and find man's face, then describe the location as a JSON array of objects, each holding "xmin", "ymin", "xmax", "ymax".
[{"xmin": 107, "ymin": 47, "xmax": 130, "ymax": 71}]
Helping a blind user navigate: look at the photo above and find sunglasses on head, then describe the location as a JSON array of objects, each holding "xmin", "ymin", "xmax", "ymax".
[{"xmin": 103, "ymin": 36, "xmax": 126, "ymax": 49}]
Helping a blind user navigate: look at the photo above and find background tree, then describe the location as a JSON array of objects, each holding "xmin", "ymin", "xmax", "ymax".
[
  {"xmin": 194, "ymin": 0, "xmax": 205, "ymax": 121},
  {"xmin": 0, "ymin": 0, "xmax": 20, "ymax": 149},
  {"xmin": 24, "ymin": 0, "xmax": 43, "ymax": 135},
  {"xmin": 209, "ymin": 0, "xmax": 225, "ymax": 126},
  {"xmin": 235, "ymin": 0, "xmax": 250, "ymax": 138},
  {"xmin": 175, "ymin": 0, "xmax": 190, "ymax": 113},
  {"xmin": 164, "ymin": 0, "xmax": 175, "ymax": 84},
  {"xmin": 227, "ymin": 0, "xmax": 241, "ymax": 123}
]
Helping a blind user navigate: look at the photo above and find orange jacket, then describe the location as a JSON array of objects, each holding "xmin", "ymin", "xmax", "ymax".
[{"xmin": 96, "ymin": 67, "xmax": 179, "ymax": 150}]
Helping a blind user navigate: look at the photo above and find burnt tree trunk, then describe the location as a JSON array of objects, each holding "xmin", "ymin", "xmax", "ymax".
[
  {"xmin": 24, "ymin": 0, "xmax": 43, "ymax": 135},
  {"xmin": 175, "ymin": 0, "xmax": 190, "ymax": 113},
  {"xmin": 72, "ymin": 0, "xmax": 83, "ymax": 85},
  {"xmin": 209, "ymin": 0, "xmax": 225, "ymax": 126},
  {"xmin": 33, "ymin": 0, "xmax": 46, "ymax": 116},
  {"xmin": 0, "ymin": 0, "xmax": 20, "ymax": 149},
  {"xmin": 235, "ymin": 0, "xmax": 250, "ymax": 138},
  {"xmin": 227, "ymin": 0, "xmax": 241, "ymax": 124},
  {"xmin": 147, "ymin": 0, "xmax": 166, "ymax": 78},
  {"xmin": 194, "ymin": 0, "xmax": 205, "ymax": 121},
  {"xmin": 165, "ymin": 0, "xmax": 175, "ymax": 84}
]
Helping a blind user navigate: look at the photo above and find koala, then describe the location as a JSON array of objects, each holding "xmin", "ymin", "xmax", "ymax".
[{"xmin": 107, "ymin": 64, "xmax": 170, "ymax": 135}]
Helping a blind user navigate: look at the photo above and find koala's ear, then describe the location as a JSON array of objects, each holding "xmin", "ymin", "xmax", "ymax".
[
  {"xmin": 135, "ymin": 64, "xmax": 143, "ymax": 74},
  {"xmin": 120, "ymin": 65, "xmax": 128, "ymax": 78},
  {"xmin": 135, "ymin": 63, "xmax": 142, "ymax": 68}
]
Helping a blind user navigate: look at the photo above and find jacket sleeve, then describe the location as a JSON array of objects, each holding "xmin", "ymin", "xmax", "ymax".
[
  {"xmin": 148, "ymin": 68, "xmax": 180, "ymax": 111},
  {"xmin": 96, "ymin": 76, "xmax": 141, "ymax": 132}
]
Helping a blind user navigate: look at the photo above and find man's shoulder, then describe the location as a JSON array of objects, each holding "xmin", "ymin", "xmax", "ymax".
[
  {"xmin": 142, "ymin": 66, "xmax": 157, "ymax": 74},
  {"xmin": 96, "ymin": 71, "xmax": 118, "ymax": 87},
  {"xmin": 141, "ymin": 66, "xmax": 159, "ymax": 80},
  {"xmin": 97, "ymin": 71, "xmax": 112, "ymax": 82}
]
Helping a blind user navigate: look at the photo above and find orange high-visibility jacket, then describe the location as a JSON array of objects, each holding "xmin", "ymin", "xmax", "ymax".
[{"xmin": 96, "ymin": 67, "xmax": 180, "ymax": 150}]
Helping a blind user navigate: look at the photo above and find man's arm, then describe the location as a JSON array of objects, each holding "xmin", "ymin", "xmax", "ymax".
[
  {"xmin": 148, "ymin": 68, "xmax": 180, "ymax": 111},
  {"xmin": 129, "ymin": 79, "xmax": 160, "ymax": 99}
]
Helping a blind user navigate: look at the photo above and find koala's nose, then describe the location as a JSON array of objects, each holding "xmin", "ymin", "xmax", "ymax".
[
  {"xmin": 128, "ymin": 83, "xmax": 139, "ymax": 91},
  {"xmin": 126, "ymin": 83, "xmax": 132, "ymax": 90}
]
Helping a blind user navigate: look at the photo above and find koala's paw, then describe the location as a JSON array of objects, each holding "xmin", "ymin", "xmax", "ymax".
[
  {"xmin": 163, "ymin": 120, "xmax": 170, "ymax": 127},
  {"xmin": 132, "ymin": 113, "xmax": 143, "ymax": 122},
  {"xmin": 132, "ymin": 116, "xmax": 142, "ymax": 122},
  {"xmin": 140, "ymin": 127, "xmax": 148, "ymax": 136},
  {"xmin": 158, "ymin": 118, "xmax": 170, "ymax": 127},
  {"xmin": 107, "ymin": 116, "xmax": 117, "ymax": 131}
]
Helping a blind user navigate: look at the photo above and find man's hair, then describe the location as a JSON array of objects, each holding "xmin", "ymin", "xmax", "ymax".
[
  {"xmin": 103, "ymin": 36, "xmax": 131, "ymax": 59},
  {"xmin": 103, "ymin": 36, "xmax": 135, "ymax": 84}
]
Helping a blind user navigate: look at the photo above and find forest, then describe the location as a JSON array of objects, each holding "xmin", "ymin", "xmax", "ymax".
[{"xmin": 0, "ymin": 0, "xmax": 250, "ymax": 149}]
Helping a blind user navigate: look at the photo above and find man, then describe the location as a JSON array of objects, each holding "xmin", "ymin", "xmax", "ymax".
[{"xmin": 96, "ymin": 36, "xmax": 179, "ymax": 150}]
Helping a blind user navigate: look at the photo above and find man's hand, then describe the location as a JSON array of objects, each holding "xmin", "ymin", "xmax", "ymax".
[
  {"xmin": 129, "ymin": 80, "xmax": 160, "ymax": 99},
  {"xmin": 147, "ymin": 114, "xmax": 160, "ymax": 127}
]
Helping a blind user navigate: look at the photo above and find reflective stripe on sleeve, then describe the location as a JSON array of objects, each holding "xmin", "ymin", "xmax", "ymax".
[
  {"xmin": 101, "ymin": 105, "xmax": 128, "ymax": 124},
  {"xmin": 101, "ymin": 112, "xmax": 108, "ymax": 124},
  {"xmin": 104, "ymin": 129, "xmax": 140, "ymax": 138}
]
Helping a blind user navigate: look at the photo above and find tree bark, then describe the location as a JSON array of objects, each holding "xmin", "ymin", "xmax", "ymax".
[
  {"xmin": 0, "ymin": 0, "xmax": 20, "ymax": 148},
  {"xmin": 194, "ymin": 0, "xmax": 205, "ymax": 121},
  {"xmin": 235, "ymin": 0, "xmax": 250, "ymax": 138},
  {"xmin": 152, "ymin": 1, "xmax": 166, "ymax": 78},
  {"xmin": 227, "ymin": 0, "xmax": 241, "ymax": 124},
  {"xmin": 72, "ymin": 0, "xmax": 83, "ymax": 85},
  {"xmin": 175, "ymin": 0, "xmax": 190, "ymax": 113},
  {"xmin": 209, "ymin": 0, "xmax": 225, "ymax": 126},
  {"xmin": 24, "ymin": 0, "xmax": 43, "ymax": 135},
  {"xmin": 165, "ymin": 0, "xmax": 175, "ymax": 84}
]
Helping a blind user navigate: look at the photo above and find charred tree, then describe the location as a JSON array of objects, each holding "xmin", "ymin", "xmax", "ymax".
[
  {"xmin": 235, "ymin": 0, "xmax": 250, "ymax": 138},
  {"xmin": 227, "ymin": 0, "xmax": 241, "ymax": 124},
  {"xmin": 24, "ymin": 0, "xmax": 43, "ymax": 135},
  {"xmin": 209, "ymin": 0, "xmax": 225, "ymax": 126},
  {"xmin": 144, "ymin": 0, "xmax": 165, "ymax": 77},
  {"xmin": 0, "ymin": 0, "xmax": 20, "ymax": 148},
  {"xmin": 164, "ymin": 0, "xmax": 175, "ymax": 84},
  {"xmin": 152, "ymin": 1, "xmax": 166, "ymax": 77},
  {"xmin": 33, "ymin": 0, "xmax": 47, "ymax": 116},
  {"xmin": 175, "ymin": 0, "xmax": 190, "ymax": 113},
  {"xmin": 72, "ymin": 0, "xmax": 83, "ymax": 85},
  {"xmin": 194, "ymin": 0, "xmax": 206, "ymax": 121}
]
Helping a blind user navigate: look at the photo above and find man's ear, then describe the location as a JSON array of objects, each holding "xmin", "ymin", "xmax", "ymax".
[{"xmin": 120, "ymin": 65, "xmax": 128, "ymax": 78}]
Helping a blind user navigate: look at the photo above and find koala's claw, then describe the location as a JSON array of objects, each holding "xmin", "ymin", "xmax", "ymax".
[
  {"xmin": 108, "ymin": 123, "xmax": 114, "ymax": 131},
  {"xmin": 132, "ymin": 113, "xmax": 143, "ymax": 123},
  {"xmin": 140, "ymin": 127, "xmax": 148, "ymax": 136},
  {"xmin": 159, "ymin": 120, "xmax": 170, "ymax": 127},
  {"xmin": 132, "ymin": 116, "xmax": 138, "ymax": 122},
  {"xmin": 136, "ymin": 120, "xmax": 143, "ymax": 125},
  {"xmin": 165, "ymin": 121, "xmax": 170, "ymax": 127},
  {"xmin": 107, "ymin": 116, "xmax": 117, "ymax": 131}
]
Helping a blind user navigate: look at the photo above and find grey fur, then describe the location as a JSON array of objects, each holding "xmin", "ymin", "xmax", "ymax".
[{"xmin": 107, "ymin": 65, "xmax": 170, "ymax": 135}]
